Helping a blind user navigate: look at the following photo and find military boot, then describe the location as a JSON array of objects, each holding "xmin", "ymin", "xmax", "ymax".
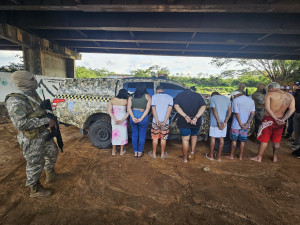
[{"xmin": 30, "ymin": 182, "xmax": 53, "ymax": 198}]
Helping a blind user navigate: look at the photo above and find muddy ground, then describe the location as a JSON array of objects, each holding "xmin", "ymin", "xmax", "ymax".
[{"xmin": 0, "ymin": 105, "xmax": 299, "ymax": 225}]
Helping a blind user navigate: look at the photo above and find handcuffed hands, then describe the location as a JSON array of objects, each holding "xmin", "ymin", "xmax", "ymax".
[
  {"xmin": 275, "ymin": 119, "xmax": 285, "ymax": 126},
  {"xmin": 185, "ymin": 116, "xmax": 192, "ymax": 123},
  {"xmin": 191, "ymin": 117, "xmax": 197, "ymax": 125}
]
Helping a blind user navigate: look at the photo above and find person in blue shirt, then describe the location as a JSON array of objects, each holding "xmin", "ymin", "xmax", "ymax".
[
  {"xmin": 228, "ymin": 91, "xmax": 255, "ymax": 160},
  {"xmin": 206, "ymin": 92, "xmax": 231, "ymax": 162}
]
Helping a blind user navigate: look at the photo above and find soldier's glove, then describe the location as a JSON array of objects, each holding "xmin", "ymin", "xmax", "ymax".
[{"xmin": 49, "ymin": 118, "xmax": 58, "ymax": 129}]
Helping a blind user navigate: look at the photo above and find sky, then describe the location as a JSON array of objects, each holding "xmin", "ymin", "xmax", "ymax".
[{"xmin": 0, "ymin": 50, "xmax": 235, "ymax": 76}]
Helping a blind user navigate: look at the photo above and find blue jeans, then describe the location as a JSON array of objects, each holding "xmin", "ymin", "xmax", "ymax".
[{"xmin": 130, "ymin": 110, "xmax": 148, "ymax": 153}]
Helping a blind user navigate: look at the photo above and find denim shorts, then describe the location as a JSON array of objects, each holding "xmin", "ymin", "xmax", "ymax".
[{"xmin": 179, "ymin": 127, "xmax": 200, "ymax": 136}]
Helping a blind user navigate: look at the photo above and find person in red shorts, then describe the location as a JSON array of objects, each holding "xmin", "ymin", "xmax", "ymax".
[{"xmin": 250, "ymin": 82, "xmax": 295, "ymax": 163}]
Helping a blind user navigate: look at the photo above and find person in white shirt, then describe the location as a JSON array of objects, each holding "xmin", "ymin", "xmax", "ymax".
[{"xmin": 148, "ymin": 86, "xmax": 173, "ymax": 159}]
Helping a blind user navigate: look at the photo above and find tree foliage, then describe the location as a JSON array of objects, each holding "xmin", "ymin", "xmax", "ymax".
[
  {"xmin": 130, "ymin": 65, "xmax": 170, "ymax": 77},
  {"xmin": 211, "ymin": 58, "xmax": 300, "ymax": 83},
  {"xmin": 75, "ymin": 66, "xmax": 114, "ymax": 78},
  {"xmin": 74, "ymin": 64, "xmax": 272, "ymax": 95},
  {"xmin": 0, "ymin": 54, "xmax": 24, "ymax": 72}
]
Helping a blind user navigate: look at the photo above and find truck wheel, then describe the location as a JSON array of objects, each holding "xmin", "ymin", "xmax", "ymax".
[{"xmin": 89, "ymin": 120, "xmax": 112, "ymax": 149}]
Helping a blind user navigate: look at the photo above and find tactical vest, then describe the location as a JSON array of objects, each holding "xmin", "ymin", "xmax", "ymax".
[{"xmin": 5, "ymin": 93, "xmax": 47, "ymax": 139}]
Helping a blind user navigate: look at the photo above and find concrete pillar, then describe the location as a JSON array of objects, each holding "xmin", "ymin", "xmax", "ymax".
[
  {"xmin": 23, "ymin": 47, "xmax": 43, "ymax": 75},
  {"xmin": 23, "ymin": 47, "xmax": 75, "ymax": 78},
  {"xmin": 66, "ymin": 58, "xmax": 75, "ymax": 78}
]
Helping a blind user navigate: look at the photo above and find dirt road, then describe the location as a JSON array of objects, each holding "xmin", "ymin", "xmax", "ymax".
[{"xmin": 0, "ymin": 108, "xmax": 299, "ymax": 225}]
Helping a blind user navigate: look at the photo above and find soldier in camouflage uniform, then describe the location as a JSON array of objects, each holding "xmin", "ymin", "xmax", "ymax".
[
  {"xmin": 5, "ymin": 71, "xmax": 58, "ymax": 198},
  {"xmin": 252, "ymin": 83, "xmax": 266, "ymax": 136}
]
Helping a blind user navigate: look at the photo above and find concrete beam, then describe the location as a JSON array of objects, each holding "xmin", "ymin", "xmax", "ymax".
[
  {"xmin": 69, "ymin": 45, "xmax": 300, "ymax": 56},
  {"xmin": 7, "ymin": 12, "xmax": 300, "ymax": 35},
  {"xmin": 41, "ymin": 30, "xmax": 300, "ymax": 48},
  {"xmin": 0, "ymin": 23, "xmax": 81, "ymax": 60},
  {"xmin": 0, "ymin": 0, "xmax": 300, "ymax": 13}
]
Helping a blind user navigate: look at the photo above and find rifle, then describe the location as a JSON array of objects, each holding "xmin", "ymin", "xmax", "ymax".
[{"xmin": 40, "ymin": 90, "xmax": 64, "ymax": 153}]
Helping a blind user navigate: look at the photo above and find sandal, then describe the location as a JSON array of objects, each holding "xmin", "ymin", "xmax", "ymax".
[
  {"xmin": 112, "ymin": 149, "xmax": 118, "ymax": 156},
  {"xmin": 138, "ymin": 153, "xmax": 144, "ymax": 158},
  {"xmin": 120, "ymin": 150, "xmax": 126, "ymax": 156},
  {"xmin": 161, "ymin": 152, "xmax": 168, "ymax": 159},
  {"xmin": 148, "ymin": 151, "xmax": 157, "ymax": 159},
  {"xmin": 205, "ymin": 153, "xmax": 214, "ymax": 161}
]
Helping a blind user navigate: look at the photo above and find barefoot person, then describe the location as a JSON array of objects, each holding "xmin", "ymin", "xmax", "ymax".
[
  {"xmin": 174, "ymin": 86, "xmax": 206, "ymax": 163},
  {"xmin": 250, "ymin": 82, "xmax": 295, "ymax": 163},
  {"xmin": 148, "ymin": 85, "xmax": 173, "ymax": 159},
  {"xmin": 228, "ymin": 91, "xmax": 255, "ymax": 160},
  {"xmin": 206, "ymin": 92, "xmax": 231, "ymax": 162},
  {"xmin": 108, "ymin": 89, "xmax": 130, "ymax": 156}
]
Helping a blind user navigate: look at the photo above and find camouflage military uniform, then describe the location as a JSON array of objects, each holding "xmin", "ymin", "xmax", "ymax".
[
  {"xmin": 6, "ymin": 91, "xmax": 58, "ymax": 187},
  {"xmin": 252, "ymin": 90, "xmax": 266, "ymax": 134}
]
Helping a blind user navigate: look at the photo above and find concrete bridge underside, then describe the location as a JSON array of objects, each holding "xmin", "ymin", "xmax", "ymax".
[{"xmin": 0, "ymin": 0, "xmax": 300, "ymax": 77}]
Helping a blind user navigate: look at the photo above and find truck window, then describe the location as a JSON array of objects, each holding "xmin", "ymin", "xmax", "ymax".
[
  {"xmin": 123, "ymin": 82, "xmax": 154, "ymax": 97},
  {"xmin": 159, "ymin": 82, "xmax": 185, "ymax": 98}
]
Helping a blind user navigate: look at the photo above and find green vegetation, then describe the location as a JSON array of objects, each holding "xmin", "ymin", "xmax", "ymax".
[
  {"xmin": 169, "ymin": 75, "xmax": 263, "ymax": 95},
  {"xmin": 0, "ymin": 54, "xmax": 24, "ymax": 72},
  {"xmin": 73, "ymin": 59, "xmax": 300, "ymax": 95},
  {"xmin": 211, "ymin": 58, "xmax": 300, "ymax": 84},
  {"xmin": 130, "ymin": 65, "xmax": 170, "ymax": 77},
  {"xmin": 75, "ymin": 66, "xmax": 115, "ymax": 78}
]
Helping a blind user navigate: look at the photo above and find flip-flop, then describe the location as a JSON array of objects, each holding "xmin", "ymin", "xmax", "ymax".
[
  {"xmin": 205, "ymin": 153, "xmax": 214, "ymax": 161},
  {"xmin": 120, "ymin": 150, "xmax": 126, "ymax": 156},
  {"xmin": 112, "ymin": 150, "xmax": 118, "ymax": 156},
  {"xmin": 161, "ymin": 152, "xmax": 168, "ymax": 159},
  {"xmin": 148, "ymin": 151, "xmax": 156, "ymax": 159},
  {"xmin": 138, "ymin": 153, "xmax": 144, "ymax": 158}
]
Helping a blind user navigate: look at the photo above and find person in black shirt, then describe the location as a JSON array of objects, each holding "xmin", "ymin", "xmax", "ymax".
[
  {"xmin": 174, "ymin": 86, "xmax": 206, "ymax": 162},
  {"xmin": 291, "ymin": 82, "xmax": 300, "ymax": 150}
]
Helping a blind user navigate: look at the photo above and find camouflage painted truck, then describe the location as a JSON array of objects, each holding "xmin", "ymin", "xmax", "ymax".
[{"xmin": 53, "ymin": 77, "xmax": 210, "ymax": 149}]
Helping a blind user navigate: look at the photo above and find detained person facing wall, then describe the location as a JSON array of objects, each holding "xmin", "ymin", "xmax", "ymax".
[{"xmin": 174, "ymin": 86, "xmax": 206, "ymax": 163}]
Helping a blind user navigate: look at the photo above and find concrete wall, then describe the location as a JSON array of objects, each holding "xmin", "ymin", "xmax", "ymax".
[
  {"xmin": 0, "ymin": 72, "xmax": 66, "ymax": 102},
  {"xmin": 23, "ymin": 48, "xmax": 75, "ymax": 78},
  {"xmin": 42, "ymin": 52, "xmax": 67, "ymax": 78}
]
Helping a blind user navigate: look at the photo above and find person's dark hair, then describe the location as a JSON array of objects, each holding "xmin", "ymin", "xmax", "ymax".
[
  {"xmin": 211, "ymin": 92, "xmax": 220, "ymax": 96},
  {"xmin": 190, "ymin": 86, "xmax": 196, "ymax": 91},
  {"xmin": 134, "ymin": 84, "xmax": 148, "ymax": 98},
  {"xmin": 116, "ymin": 89, "xmax": 129, "ymax": 99},
  {"xmin": 156, "ymin": 85, "xmax": 164, "ymax": 91}
]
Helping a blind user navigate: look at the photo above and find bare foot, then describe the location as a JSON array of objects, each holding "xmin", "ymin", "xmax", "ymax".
[
  {"xmin": 226, "ymin": 156, "xmax": 234, "ymax": 160},
  {"xmin": 249, "ymin": 156, "xmax": 262, "ymax": 162},
  {"xmin": 237, "ymin": 154, "xmax": 243, "ymax": 160},
  {"xmin": 178, "ymin": 156, "xmax": 188, "ymax": 163},
  {"xmin": 188, "ymin": 151, "xmax": 195, "ymax": 160},
  {"xmin": 273, "ymin": 155, "xmax": 278, "ymax": 163}
]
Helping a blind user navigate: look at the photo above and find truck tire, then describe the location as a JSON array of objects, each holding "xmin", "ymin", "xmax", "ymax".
[{"xmin": 89, "ymin": 120, "xmax": 112, "ymax": 149}]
